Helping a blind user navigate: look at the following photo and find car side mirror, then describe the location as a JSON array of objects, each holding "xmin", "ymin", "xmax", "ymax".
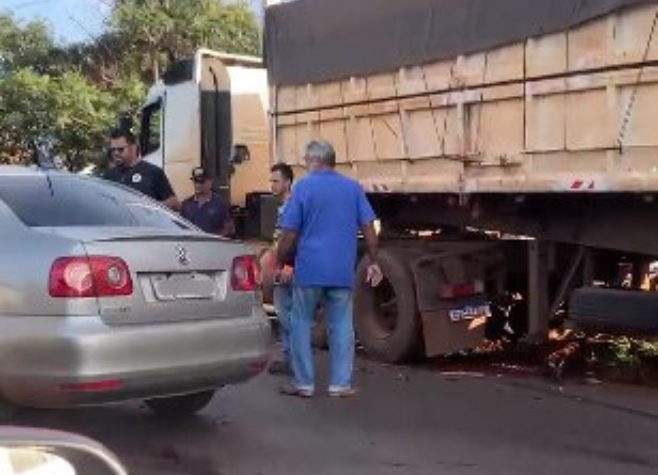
[
  {"xmin": 0, "ymin": 427, "xmax": 127, "ymax": 475},
  {"xmin": 231, "ymin": 144, "xmax": 251, "ymax": 164}
]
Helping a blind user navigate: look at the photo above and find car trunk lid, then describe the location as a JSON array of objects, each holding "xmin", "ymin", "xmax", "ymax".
[{"xmin": 40, "ymin": 227, "xmax": 259, "ymax": 326}]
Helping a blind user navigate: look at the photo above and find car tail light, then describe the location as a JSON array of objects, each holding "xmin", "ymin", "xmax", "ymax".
[
  {"xmin": 50, "ymin": 256, "xmax": 133, "ymax": 298},
  {"xmin": 231, "ymin": 255, "xmax": 261, "ymax": 292},
  {"xmin": 439, "ymin": 281, "xmax": 484, "ymax": 299}
]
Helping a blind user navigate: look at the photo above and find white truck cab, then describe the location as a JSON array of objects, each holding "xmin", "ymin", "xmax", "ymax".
[{"xmin": 140, "ymin": 49, "xmax": 271, "ymax": 210}]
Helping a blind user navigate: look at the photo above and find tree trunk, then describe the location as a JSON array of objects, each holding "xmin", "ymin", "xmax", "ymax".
[{"xmin": 151, "ymin": 53, "xmax": 159, "ymax": 83}]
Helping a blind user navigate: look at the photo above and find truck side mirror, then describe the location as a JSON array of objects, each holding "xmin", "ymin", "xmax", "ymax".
[{"xmin": 232, "ymin": 144, "xmax": 251, "ymax": 164}]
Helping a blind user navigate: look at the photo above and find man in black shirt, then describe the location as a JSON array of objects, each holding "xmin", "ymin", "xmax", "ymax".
[
  {"xmin": 180, "ymin": 167, "xmax": 232, "ymax": 236},
  {"xmin": 104, "ymin": 128, "xmax": 180, "ymax": 210}
]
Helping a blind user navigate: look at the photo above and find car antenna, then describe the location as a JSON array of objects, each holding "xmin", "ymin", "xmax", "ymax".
[{"xmin": 29, "ymin": 140, "xmax": 56, "ymax": 170}]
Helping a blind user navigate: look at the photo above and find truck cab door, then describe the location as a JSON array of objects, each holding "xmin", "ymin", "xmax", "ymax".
[
  {"xmin": 140, "ymin": 52, "xmax": 232, "ymax": 202},
  {"xmin": 199, "ymin": 56, "xmax": 232, "ymax": 203}
]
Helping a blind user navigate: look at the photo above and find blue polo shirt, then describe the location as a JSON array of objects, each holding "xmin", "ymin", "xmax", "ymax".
[
  {"xmin": 180, "ymin": 194, "xmax": 229, "ymax": 235},
  {"xmin": 280, "ymin": 170, "xmax": 376, "ymax": 288}
]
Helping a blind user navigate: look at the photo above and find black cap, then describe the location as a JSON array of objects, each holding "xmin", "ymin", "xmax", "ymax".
[{"xmin": 191, "ymin": 167, "xmax": 210, "ymax": 182}]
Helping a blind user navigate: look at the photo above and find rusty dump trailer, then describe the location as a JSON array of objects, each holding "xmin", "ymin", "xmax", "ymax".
[{"xmin": 265, "ymin": 0, "xmax": 658, "ymax": 362}]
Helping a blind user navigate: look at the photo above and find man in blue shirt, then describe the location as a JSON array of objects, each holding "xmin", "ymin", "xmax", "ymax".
[
  {"xmin": 181, "ymin": 167, "xmax": 232, "ymax": 236},
  {"xmin": 277, "ymin": 140, "xmax": 383, "ymax": 398},
  {"xmin": 268, "ymin": 162, "xmax": 295, "ymax": 376}
]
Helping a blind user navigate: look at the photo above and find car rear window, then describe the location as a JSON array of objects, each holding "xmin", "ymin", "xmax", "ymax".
[{"xmin": 0, "ymin": 174, "xmax": 191, "ymax": 230}]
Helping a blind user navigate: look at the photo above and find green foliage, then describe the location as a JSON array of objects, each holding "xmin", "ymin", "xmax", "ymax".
[
  {"xmin": 0, "ymin": 14, "xmax": 54, "ymax": 73},
  {"xmin": 604, "ymin": 337, "xmax": 658, "ymax": 367},
  {"xmin": 113, "ymin": 0, "xmax": 260, "ymax": 82},
  {"xmin": 0, "ymin": 1, "xmax": 260, "ymax": 169},
  {"xmin": 0, "ymin": 68, "xmax": 115, "ymax": 170}
]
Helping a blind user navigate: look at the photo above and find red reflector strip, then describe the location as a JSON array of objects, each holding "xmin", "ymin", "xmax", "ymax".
[
  {"xmin": 60, "ymin": 380, "xmax": 123, "ymax": 393},
  {"xmin": 440, "ymin": 281, "xmax": 485, "ymax": 299}
]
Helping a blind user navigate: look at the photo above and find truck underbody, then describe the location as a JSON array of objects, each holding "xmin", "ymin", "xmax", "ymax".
[
  {"xmin": 350, "ymin": 192, "xmax": 658, "ymax": 363},
  {"xmin": 265, "ymin": 0, "xmax": 658, "ymax": 362}
]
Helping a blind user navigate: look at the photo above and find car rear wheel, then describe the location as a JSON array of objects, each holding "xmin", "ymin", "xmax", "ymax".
[
  {"xmin": 145, "ymin": 390, "xmax": 216, "ymax": 417},
  {"xmin": 0, "ymin": 398, "xmax": 17, "ymax": 422}
]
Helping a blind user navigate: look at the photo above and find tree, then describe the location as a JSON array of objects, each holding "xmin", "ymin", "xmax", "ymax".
[
  {"xmin": 112, "ymin": 0, "xmax": 260, "ymax": 82},
  {"xmin": 0, "ymin": 1, "xmax": 261, "ymax": 170},
  {"xmin": 59, "ymin": 33, "xmax": 127, "ymax": 86},
  {"xmin": 0, "ymin": 68, "xmax": 116, "ymax": 170},
  {"xmin": 0, "ymin": 14, "xmax": 55, "ymax": 74}
]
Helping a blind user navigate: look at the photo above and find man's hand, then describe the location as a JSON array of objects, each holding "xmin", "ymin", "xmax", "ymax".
[
  {"xmin": 276, "ymin": 230, "xmax": 298, "ymax": 268},
  {"xmin": 361, "ymin": 223, "xmax": 382, "ymax": 287},
  {"xmin": 275, "ymin": 265, "xmax": 294, "ymax": 285},
  {"xmin": 163, "ymin": 195, "xmax": 181, "ymax": 212},
  {"xmin": 365, "ymin": 262, "xmax": 383, "ymax": 287}
]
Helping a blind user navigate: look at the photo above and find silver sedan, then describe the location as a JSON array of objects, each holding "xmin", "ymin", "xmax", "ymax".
[{"xmin": 0, "ymin": 166, "xmax": 271, "ymax": 416}]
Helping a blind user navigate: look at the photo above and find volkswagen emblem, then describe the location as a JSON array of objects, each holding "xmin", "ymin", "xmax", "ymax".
[{"xmin": 176, "ymin": 245, "xmax": 190, "ymax": 266}]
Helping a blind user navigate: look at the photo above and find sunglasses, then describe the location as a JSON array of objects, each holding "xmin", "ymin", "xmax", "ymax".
[{"xmin": 109, "ymin": 146, "xmax": 128, "ymax": 154}]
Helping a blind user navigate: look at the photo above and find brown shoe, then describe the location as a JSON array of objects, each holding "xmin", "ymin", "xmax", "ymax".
[
  {"xmin": 279, "ymin": 383, "xmax": 314, "ymax": 398},
  {"xmin": 328, "ymin": 386, "xmax": 358, "ymax": 398}
]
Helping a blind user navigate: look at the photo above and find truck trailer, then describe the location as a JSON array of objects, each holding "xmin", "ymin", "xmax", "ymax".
[{"xmin": 263, "ymin": 0, "xmax": 658, "ymax": 362}]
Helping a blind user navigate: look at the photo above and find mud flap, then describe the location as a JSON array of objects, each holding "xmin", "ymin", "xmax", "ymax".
[{"xmin": 410, "ymin": 243, "xmax": 503, "ymax": 357}]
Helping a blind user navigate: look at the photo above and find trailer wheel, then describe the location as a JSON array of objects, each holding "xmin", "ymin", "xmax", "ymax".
[
  {"xmin": 570, "ymin": 287, "xmax": 658, "ymax": 334},
  {"xmin": 354, "ymin": 249, "xmax": 422, "ymax": 363},
  {"xmin": 0, "ymin": 398, "xmax": 17, "ymax": 422}
]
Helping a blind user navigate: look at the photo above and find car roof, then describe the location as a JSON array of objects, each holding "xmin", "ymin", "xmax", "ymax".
[
  {"xmin": 0, "ymin": 165, "xmax": 53, "ymax": 177},
  {"xmin": 0, "ymin": 164, "xmax": 176, "ymax": 210},
  {"xmin": 0, "ymin": 165, "xmax": 93, "ymax": 181}
]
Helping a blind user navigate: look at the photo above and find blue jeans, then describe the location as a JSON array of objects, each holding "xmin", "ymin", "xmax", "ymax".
[
  {"xmin": 290, "ymin": 286, "xmax": 354, "ymax": 391},
  {"xmin": 273, "ymin": 285, "xmax": 293, "ymax": 362}
]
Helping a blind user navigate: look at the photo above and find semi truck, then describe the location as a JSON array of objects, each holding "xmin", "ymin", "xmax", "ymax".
[
  {"xmin": 139, "ymin": 49, "xmax": 274, "ymax": 239},
  {"xmin": 263, "ymin": 0, "xmax": 658, "ymax": 362},
  {"xmin": 142, "ymin": 0, "xmax": 658, "ymax": 364}
]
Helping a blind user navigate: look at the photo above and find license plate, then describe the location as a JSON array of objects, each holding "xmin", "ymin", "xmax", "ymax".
[
  {"xmin": 448, "ymin": 303, "xmax": 492, "ymax": 322},
  {"xmin": 151, "ymin": 273, "xmax": 217, "ymax": 301}
]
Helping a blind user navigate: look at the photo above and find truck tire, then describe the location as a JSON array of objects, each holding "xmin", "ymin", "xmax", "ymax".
[
  {"xmin": 145, "ymin": 390, "xmax": 216, "ymax": 417},
  {"xmin": 570, "ymin": 287, "xmax": 658, "ymax": 335},
  {"xmin": 354, "ymin": 249, "xmax": 422, "ymax": 363}
]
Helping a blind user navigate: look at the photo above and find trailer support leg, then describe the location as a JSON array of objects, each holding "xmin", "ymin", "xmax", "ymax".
[
  {"xmin": 583, "ymin": 248, "xmax": 594, "ymax": 286},
  {"xmin": 548, "ymin": 246, "xmax": 585, "ymax": 318},
  {"xmin": 527, "ymin": 240, "xmax": 550, "ymax": 342},
  {"xmin": 632, "ymin": 259, "xmax": 650, "ymax": 290}
]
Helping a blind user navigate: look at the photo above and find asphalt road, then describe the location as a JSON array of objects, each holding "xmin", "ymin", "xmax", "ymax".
[{"xmin": 9, "ymin": 357, "xmax": 658, "ymax": 475}]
